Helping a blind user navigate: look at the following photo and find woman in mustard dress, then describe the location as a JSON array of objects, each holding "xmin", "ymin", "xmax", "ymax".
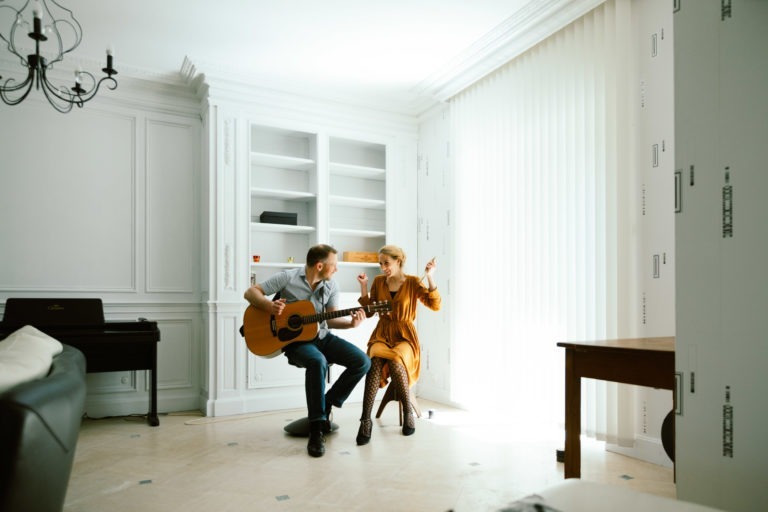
[{"xmin": 355, "ymin": 245, "xmax": 440, "ymax": 445}]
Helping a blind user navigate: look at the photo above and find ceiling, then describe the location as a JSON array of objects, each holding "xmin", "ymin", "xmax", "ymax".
[{"xmin": 2, "ymin": 0, "xmax": 597, "ymax": 115}]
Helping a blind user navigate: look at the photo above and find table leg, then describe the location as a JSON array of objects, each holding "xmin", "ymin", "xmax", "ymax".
[{"xmin": 563, "ymin": 348, "xmax": 581, "ymax": 478}]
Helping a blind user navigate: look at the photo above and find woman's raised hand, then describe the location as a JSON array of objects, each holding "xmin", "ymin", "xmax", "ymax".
[
  {"xmin": 357, "ymin": 272, "xmax": 369, "ymax": 298},
  {"xmin": 424, "ymin": 257, "xmax": 437, "ymax": 277}
]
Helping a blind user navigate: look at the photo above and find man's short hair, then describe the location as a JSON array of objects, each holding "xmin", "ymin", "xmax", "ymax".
[{"xmin": 306, "ymin": 244, "xmax": 337, "ymax": 266}]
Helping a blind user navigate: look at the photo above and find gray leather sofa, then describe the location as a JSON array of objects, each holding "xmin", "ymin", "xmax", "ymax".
[{"xmin": 0, "ymin": 344, "xmax": 86, "ymax": 512}]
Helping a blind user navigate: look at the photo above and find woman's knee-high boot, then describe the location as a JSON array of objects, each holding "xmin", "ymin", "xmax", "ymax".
[
  {"xmin": 357, "ymin": 357, "xmax": 384, "ymax": 445},
  {"xmin": 389, "ymin": 361, "xmax": 414, "ymax": 436}
]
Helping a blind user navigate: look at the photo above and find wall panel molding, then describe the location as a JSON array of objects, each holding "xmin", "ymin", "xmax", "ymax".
[
  {"xmin": 0, "ymin": 107, "xmax": 138, "ymax": 292},
  {"xmin": 145, "ymin": 116, "xmax": 200, "ymax": 294}
]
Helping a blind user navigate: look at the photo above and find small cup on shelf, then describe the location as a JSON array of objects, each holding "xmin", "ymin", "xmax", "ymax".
[{"xmin": 252, "ymin": 255, "xmax": 261, "ymax": 263}]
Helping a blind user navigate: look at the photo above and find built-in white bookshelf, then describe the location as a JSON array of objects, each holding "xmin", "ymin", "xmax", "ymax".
[
  {"xmin": 248, "ymin": 128, "xmax": 388, "ymax": 291},
  {"xmin": 249, "ymin": 126, "xmax": 318, "ymax": 281}
]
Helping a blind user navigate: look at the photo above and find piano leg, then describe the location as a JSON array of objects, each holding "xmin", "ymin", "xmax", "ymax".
[
  {"xmin": 148, "ymin": 344, "xmax": 160, "ymax": 426},
  {"xmin": 148, "ymin": 372, "xmax": 159, "ymax": 426}
]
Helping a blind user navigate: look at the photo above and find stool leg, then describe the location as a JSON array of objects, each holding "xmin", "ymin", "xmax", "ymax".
[
  {"xmin": 375, "ymin": 371, "xmax": 420, "ymax": 426},
  {"xmin": 375, "ymin": 382, "xmax": 396, "ymax": 419}
]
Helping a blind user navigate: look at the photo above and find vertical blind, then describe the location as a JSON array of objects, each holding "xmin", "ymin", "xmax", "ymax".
[{"xmin": 449, "ymin": 0, "xmax": 634, "ymax": 444}]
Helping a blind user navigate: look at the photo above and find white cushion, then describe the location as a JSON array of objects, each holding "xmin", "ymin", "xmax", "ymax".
[
  {"xmin": 0, "ymin": 325, "xmax": 64, "ymax": 394},
  {"xmin": 535, "ymin": 479, "xmax": 725, "ymax": 512}
]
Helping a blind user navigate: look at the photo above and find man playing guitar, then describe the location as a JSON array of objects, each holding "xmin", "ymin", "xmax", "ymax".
[{"xmin": 243, "ymin": 244, "xmax": 371, "ymax": 457}]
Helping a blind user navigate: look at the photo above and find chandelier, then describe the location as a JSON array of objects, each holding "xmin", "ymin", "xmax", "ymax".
[{"xmin": 0, "ymin": 0, "xmax": 117, "ymax": 113}]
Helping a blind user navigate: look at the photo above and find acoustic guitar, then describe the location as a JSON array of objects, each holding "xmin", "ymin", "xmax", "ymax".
[{"xmin": 242, "ymin": 300, "xmax": 392, "ymax": 358}]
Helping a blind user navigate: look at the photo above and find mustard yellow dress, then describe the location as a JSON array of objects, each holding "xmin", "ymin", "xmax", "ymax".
[{"xmin": 358, "ymin": 274, "xmax": 441, "ymax": 388}]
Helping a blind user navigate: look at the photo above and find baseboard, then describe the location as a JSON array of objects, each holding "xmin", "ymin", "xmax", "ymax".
[{"xmin": 607, "ymin": 434, "xmax": 673, "ymax": 468}]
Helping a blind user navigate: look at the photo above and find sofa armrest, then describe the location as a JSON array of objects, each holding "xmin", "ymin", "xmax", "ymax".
[{"xmin": 0, "ymin": 344, "xmax": 87, "ymax": 512}]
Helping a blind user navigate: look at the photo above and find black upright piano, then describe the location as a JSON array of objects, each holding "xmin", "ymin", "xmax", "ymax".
[{"xmin": 0, "ymin": 298, "xmax": 161, "ymax": 426}]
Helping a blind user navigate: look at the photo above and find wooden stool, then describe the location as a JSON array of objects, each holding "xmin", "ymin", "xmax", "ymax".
[{"xmin": 375, "ymin": 382, "xmax": 421, "ymax": 426}]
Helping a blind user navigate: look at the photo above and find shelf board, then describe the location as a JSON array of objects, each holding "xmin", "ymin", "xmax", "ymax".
[
  {"xmin": 251, "ymin": 187, "xmax": 316, "ymax": 201},
  {"xmin": 337, "ymin": 261, "xmax": 380, "ymax": 268},
  {"xmin": 329, "ymin": 195, "xmax": 386, "ymax": 209},
  {"xmin": 250, "ymin": 223, "xmax": 316, "ymax": 234},
  {"xmin": 330, "ymin": 228, "xmax": 385, "ymax": 238},
  {"xmin": 250, "ymin": 262, "xmax": 304, "ymax": 268},
  {"xmin": 329, "ymin": 162, "xmax": 385, "ymax": 180},
  {"xmin": 251, "ymin": 152, "xmax": 315, "ymax": 171}
]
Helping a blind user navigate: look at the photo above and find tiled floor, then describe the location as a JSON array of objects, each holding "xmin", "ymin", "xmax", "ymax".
[{"xmin": 64, "ymin": 399, "xmax": 675, "ymax": 512}]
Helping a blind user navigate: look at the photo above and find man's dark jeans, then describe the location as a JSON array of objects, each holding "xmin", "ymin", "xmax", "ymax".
[{"xmin": 284, "ymin": 333, "xmax": 371, "ymax": 423}]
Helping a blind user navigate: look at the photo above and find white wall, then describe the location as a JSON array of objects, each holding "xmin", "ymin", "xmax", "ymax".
[{"xmin": 0, "ymin": 77, "xmax": 204, "ymax": 418}]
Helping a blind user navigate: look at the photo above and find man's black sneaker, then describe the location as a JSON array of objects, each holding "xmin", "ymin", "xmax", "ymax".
[{"xmin": 308, "ymin": 430, "xmax": 325, "ymax": 457}]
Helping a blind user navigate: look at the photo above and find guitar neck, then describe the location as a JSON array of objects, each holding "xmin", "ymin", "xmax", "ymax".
[{"xmin": 301, "ymin": 306, "xmax": 364, "ymax": 325}]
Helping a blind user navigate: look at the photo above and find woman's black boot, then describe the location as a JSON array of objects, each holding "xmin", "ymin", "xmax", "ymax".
[
  {"xmin": 356, "ymin": 419, "xmax": 372, "ymax": 445},
  {"xmin": 402, "ymin": 409, "xmax": 415, "ymax": 436}
]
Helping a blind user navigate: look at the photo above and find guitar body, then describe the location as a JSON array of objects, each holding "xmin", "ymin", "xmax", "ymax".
[
  {"xmin": 242, "ymin": 299, "xmax": 392, "ymax": 359},
  {"xmin": 242, "ymin": 301, "xmax": 319, "ymax": 358}
]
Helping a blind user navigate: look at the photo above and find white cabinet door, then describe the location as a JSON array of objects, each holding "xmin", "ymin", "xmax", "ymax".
[{"xmin": 674, "ymin": 1, "xmax": 768, "ymax": 508}]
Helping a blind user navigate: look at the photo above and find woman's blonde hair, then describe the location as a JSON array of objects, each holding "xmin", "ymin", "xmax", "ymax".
[{"xmin": 379, "ymin": 245, "xmax": 406, "ymax": 267}]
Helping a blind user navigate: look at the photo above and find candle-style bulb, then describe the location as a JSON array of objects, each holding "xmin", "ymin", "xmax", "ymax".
[
  {"xmin": 106, "ymin": 46, "xmax": 115, "ymax": 70},
  {"xmin": 32, "ymin": 0, "xmax": 43, "ymax": 19}
]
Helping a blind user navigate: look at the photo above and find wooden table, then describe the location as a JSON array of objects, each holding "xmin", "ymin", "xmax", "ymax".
[{"xmin": 557, "ymin": 337, "xmax": 675, "ymax": 478}]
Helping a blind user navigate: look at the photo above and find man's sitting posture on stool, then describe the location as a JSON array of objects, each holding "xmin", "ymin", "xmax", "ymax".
[{"xmin": 244, "ymin": 244, "xmax": 370, "ymax": 457}]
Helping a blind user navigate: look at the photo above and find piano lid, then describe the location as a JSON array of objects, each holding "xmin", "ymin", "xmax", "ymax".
[{"xmin": 2, "ymin": 298, "xmax": 105, "ymax": 327}]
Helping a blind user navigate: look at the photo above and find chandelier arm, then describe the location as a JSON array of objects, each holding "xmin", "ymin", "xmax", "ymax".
[
  {"xmin": 40, "ymin": 86, "xmax": 75, "ymax": 112},
  {"xmin": 0, "ymin": 64, "xmax": 35, "ymax": 92},
  {"xmin": 0, "ymin": 67, "xmax": 35, "ymax": 106},
  {"xmin": 38, "ymin": 68, "xmax": 117, "ymax": 111},
  {"xmin": 64, "ymin": 74, "xmax": 118, "ymax": 105},
  {"xmin": 37, "ymin": 67, "xmax": 75, "ymax": 112},
  {"xmin": 38, "ymin": 65, "xmax": 80, "ymax": 111}
]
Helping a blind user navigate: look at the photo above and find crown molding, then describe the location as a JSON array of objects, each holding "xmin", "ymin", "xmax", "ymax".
[
  {"xmin": 182, "ymin": 54, "xmax": 435, "ymax": 120},
  {"xmin": 181, "ymin": 56, "xmax": 419, "ymax": 135},
  {"xmin": 415, "ymin": 0, "xmax": 606, "ymax": 102}
]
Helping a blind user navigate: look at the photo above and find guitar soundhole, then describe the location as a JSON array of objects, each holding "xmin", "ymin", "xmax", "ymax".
[{"xmin": 287, "ymin": 314, "xmax": 303, "ymax": 329}]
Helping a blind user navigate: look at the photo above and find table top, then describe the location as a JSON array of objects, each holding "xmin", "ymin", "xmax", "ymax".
[{"xmin": 557, "ymin": 336, "xmax": 674, "ymax": 352}]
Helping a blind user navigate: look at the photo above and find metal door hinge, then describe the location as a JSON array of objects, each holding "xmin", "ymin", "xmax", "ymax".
[
  {"xmin": 722, "ymin": 0, "xmax": 732, "ymax": 21},
  {"xmin": 722, "ymin": 168, "xmax": 733, "ymax": 238}
]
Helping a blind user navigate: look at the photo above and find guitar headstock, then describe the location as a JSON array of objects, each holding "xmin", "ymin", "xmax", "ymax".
[{"xmin": 368, "ymin": 300, "xmax": 392, "ymax": 314}]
